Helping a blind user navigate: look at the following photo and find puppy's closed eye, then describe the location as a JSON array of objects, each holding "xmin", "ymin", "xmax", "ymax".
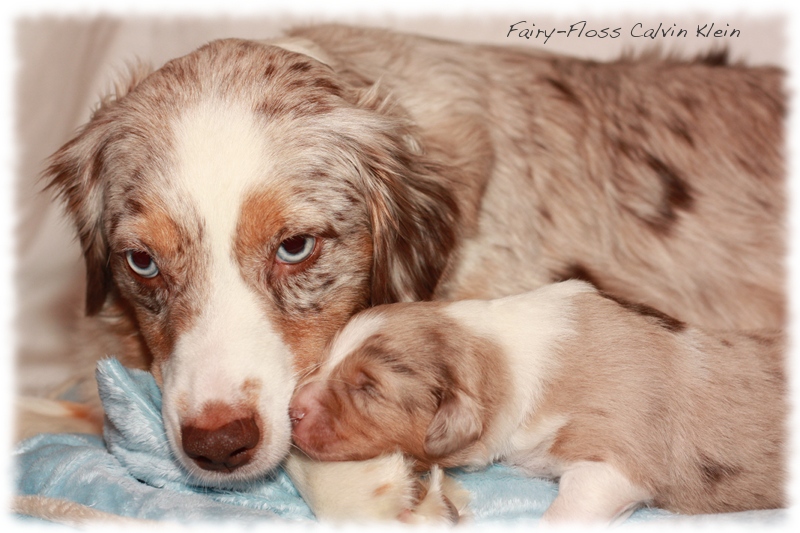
[{"xmin": 352, "ymin": 370, "xmax": 381, "ymax": 398}]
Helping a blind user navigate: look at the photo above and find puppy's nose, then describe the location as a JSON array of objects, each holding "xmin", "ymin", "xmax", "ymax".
[
  {"xmin": 181, "ymin": 416, "xmax": 260, "ymax": 472},
  {"xmin": 289, "ymin": 381, "xmax": 324, "ymax": 427},
  {"xmin": 289, "ymin": 406, "xmax": 305, "ymax": 425}
]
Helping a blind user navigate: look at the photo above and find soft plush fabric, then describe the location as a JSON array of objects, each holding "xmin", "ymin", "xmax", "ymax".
[
  {"xmin": 15, "ymin": 358, "xmax": 312, "ymax": 523},
  {"xmin": 13, "ymin": 358, "xmax": 783, "ymax": 525}
]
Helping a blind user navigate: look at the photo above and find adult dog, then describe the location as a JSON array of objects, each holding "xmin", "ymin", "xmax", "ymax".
[{"xmin": 37, "ymin": 24, "xmax": 784, "ymax": 519}]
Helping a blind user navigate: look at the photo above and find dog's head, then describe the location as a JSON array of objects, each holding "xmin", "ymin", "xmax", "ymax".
[
  {"xmin": 45, "ymin": 38, "xmax": 458, "ymax": 485},
  {"xmin": 289, "ymin": 304, "xmax": 499, "ymax": 468}
]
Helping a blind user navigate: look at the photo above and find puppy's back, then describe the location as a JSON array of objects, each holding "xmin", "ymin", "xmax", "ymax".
[{"xmin": 542, "ymin": 289, "xmax": 785, "ymax": 513}]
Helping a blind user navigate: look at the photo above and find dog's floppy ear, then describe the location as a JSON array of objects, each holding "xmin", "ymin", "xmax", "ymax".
[
  {"xmin": 44, "ymin": 62, "xmax": 153, "ymax": 315},
  {"xmin": 346, "ymin": 87, "xmax": 459, "ymax": 305},
  {"xmin": 423, "ymin": 389, "xmax": 482, "ymax": 458},
  {"xmin": 363, "ymin": 155, "xmax": 459, "ymax": 305}
]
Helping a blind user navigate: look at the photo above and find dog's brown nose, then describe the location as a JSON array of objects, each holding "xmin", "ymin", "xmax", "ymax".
[{"xmin": 181, "ymin": 416, "xmax": 260, "ymax": 472}]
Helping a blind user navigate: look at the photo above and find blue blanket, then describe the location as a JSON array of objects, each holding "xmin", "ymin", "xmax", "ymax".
[{"xmin": 13, "ymin": 358, "xmax": 781, "ymax": 525}]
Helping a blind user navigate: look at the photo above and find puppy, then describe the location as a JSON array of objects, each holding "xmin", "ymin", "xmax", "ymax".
[{"xmin": 290, "ymin": 280, "xmax": 786, "ymax": 523}]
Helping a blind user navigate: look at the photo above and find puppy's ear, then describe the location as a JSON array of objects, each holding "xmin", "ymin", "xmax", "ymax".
[
  {"xmin": 423, "ymin": 389, "xmax": 482, "ymax": 458},
  {"xmin": 44, "ymin": 62, "xmax": 153, "ymax": 315},
  {"xmin": 348, "ymin": 87, "xmax": 459, "ymax": 305}
]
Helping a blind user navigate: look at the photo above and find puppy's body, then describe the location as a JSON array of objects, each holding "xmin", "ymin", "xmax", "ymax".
[
  {"xmin": 290, "ymin": 281, "xmax": 786, "ymax": 522},
  {"xmin": 33, "ymin": 23, "xmax": 785, "ymax": 519}
]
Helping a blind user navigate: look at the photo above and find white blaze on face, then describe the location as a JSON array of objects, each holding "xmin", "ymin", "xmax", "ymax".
[{"xmin": 159, "ymin": 99, "xmax": 296, "ymax": 480}]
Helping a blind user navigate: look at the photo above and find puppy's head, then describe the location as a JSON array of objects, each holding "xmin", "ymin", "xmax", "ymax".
[
  {"xmin": 290, "ymin": 304, "xmax": 498, "ymax": 467},
  {"xmin": 45, "ymin": 38, "xmax": 458, "ymax": 486}
]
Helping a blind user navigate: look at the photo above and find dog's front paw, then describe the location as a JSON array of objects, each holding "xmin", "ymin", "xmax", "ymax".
[{"xmin": 284, "ymin": 452, "xmax": 469, "ymax": 523}]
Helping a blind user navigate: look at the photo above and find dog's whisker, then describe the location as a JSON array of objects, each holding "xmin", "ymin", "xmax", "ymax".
[{"xmin": 294, "ymin": 361, "xmax": 325, "ymax": 382}]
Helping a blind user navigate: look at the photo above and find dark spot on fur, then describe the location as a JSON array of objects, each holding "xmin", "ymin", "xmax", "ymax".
[
  {"xmin": 108, "ymin": 212, "xmax": 122, "ymax": 235},
  {"xmin": 695, "ymin": 49, "xmax": 729, "ymax": 67},
  {"xmin": 311, "ymin": 77, "xmax": 343, "ymax": 97},
  {"xmin": 432, "ymin": 359, "xmax": 458, "ymax": 392},
  {"xmin": 633, "ymin": 102, "xmax": 650, "ymax": 120},
  {"xmin": 124, "ymin": 197, "xmax": 145, "ymax": 216},
  {"xmin": 721, "ymin": 339, "xmax": 733, "ymax": 347},
  {"xmin": 256, "ymin": 99, "xmax": 287, "ymax": 119},
  {"xmin": 679, "ymin": 95, "xmax": 701, "ymax": 115},
  {"xmin": 551, "ymin": 263, "xmax": 603, "ymax": 290},
  {"xmin": 343, "ymin": 192, "xmax": 360, "ymax": 206},
  {"xmin": 318, "ymin": 276, "xmax": 336, "ymax": 290},
  {"xmin": 699, "ymin": 454, "xmax": 741, "ymax": 486},
  {"xmin": 743, "ymin": 332, "xmax": 776, "ymax": 346},
  {"xmin": 421, "ymin": 328, "xmax": 451, "ymax": 355},
  {"xmin": 599, "ymin": 291, "xmax": 686, "ymax": 332},
  {"xmin": 646, "ymin": 154, "xmax": 693, "ymax": 211},
  {"xmin": 734, "ymin": 155, "xmax": 760, "ymax": 178},
  {"xmin": 391, "ymin": 362, "xmax": 416, "ymax": 376},
  {"xmin": 640, "ymin": 153, "xmax": 694, "ymax": 234},
  {"xmin": 614, "ymin": 138, "xmax": 635, "ymax": 159},
  {"xmin": 544, "ymin": 77, "xmax": 582, "ymax": 107},
  {"xmin": 668, "ymin": 119, "xmax": 695, "ymax": 147},
  {"xmin": 288, "ymin": 61, "xmax": 313, "ymax": 73}
]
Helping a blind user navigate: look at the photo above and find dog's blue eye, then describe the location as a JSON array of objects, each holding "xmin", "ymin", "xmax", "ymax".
[
  {"xmin": 125, "ymin": 250, "xmax": 160, "ymax": 278},
  {"xmin": 276, "ymin": 236, "xmax": 316, "ymax": 264}
]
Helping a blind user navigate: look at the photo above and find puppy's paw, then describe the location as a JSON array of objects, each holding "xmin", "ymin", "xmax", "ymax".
[
  {"xmin": 285, "ymin": 451, "xmax": 418, "ymax": 522},
  {"xmin": 400, "ymin": 466, "xmax": 470, "ymax": 525},
  {"xmin": 284, "ymin": 452, "xmax": 470, "ymax": 524}
]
